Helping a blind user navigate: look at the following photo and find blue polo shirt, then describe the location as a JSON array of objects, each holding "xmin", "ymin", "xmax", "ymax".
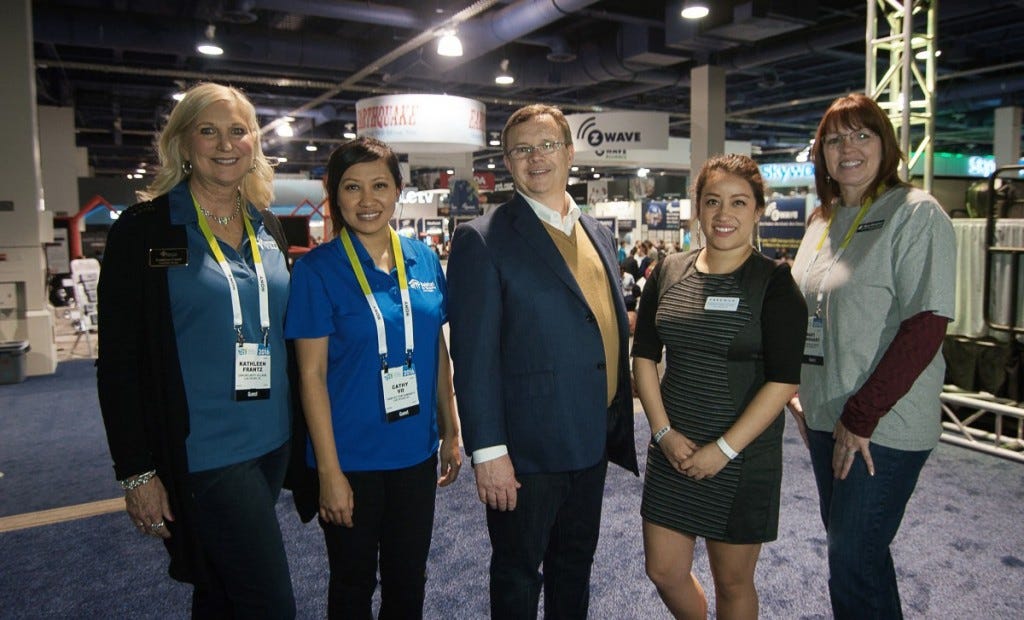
[
  {"xmin": 165, "ymin": 182, "xmax": 291, "ymax": 473},
  {"xmin": 285, "ymin": 233, "xmax": 447, "ymax": 472}
]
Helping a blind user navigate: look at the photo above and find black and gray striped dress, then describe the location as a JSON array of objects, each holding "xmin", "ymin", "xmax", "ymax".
[{"xmin": 632, "ymin": 250, "xmax": 805, "ymax": 543}]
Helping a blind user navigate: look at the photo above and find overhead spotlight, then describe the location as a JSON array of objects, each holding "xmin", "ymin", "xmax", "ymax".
[
  {"xmin": 592, "ymin": 172, "xmax": 601, "ymax": 179},
  {"xmin": 196, "ymin": 24, "xmax": 224, "ymax": 56},
  {"xmin": 915, "ymin": 49, "xmax": 941, "ymax": 60},
  {"xmin": 571, "ymin": 165, "xmax": 579, "ymax": 172},
  {"xmin": 446, "ymin": 169, "xmax": 455, "ymax": 175},
  {"xmin": 343, "ymin": 122, "xmax": 356, "ymax": 140},
  {"xmin": 487, "ymin": 159, "xmax": 496, "ymax": 169},
  {"xmin": 637, "ymin": 167, "xmax": 650, "ymax": 178},
  {"xmin": 135, "ymin": 168, "xmax": 147, "ymax": 174},
  {"xmin": 275, "ymin": 121, "xmax": 294, "ymax": 137},
  {"xmin": 488, "ymin": 131, "xmax": 501, "ymax": 147},
  {"xmin": 276, "ymin": 156, "xmax": 288, "ymax": 164},
  {"xmin": 681, "ymin": 1, "xmax": 710, "ymax": 20},
  {"xmin": 172, "ymin": 91, "xmax": 186, "ymax": 102},
  {"xmin": 437, "ymin": 30, "xmax": 463, "ymax": 57},
  {"xmin": 495, "ymin": 59, "xmax": 514, "ymax": 85},
  {"xmin": 305, "ymin": 142, "xmax": 318, "ymax": 152}
]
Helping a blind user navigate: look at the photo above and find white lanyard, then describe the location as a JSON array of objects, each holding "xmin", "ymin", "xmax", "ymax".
[
  {"xmin": 798, "ymin": 197, "xmax": 874, "ymax": 317},
  {"xmin": 191, "ymin": 192, "xmax": 270, "ymax": 344},
  {"xmin": 340, "ymin": 227, "xmax": 414, "ymax": 371}
]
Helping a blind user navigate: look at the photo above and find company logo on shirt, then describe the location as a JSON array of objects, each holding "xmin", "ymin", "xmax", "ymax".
[
  {"xmin": 857, "ymin": 220, "xmax": 885, "ymax": 232},
  {"xmin": 257, "ymin": 238, "xmax": 280, "ymax": 252},
  {"xmin": 408, "ymin": 279, "xmax": 437, "ymax": 293}
]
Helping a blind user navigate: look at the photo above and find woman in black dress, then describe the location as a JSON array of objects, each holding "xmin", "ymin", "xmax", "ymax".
[{"xmin": 632, "ymin": 154, "xmax": 806, "ymax": 619}]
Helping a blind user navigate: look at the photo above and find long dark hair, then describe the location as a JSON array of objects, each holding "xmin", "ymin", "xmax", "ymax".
[
  {"xmin": 812, "ymin": 93, "xmax": 906, "ymax": 219},
  {"xmin": 691, "ymin": 153, "xmax": 768, "ymax": 211},
  {"xmin": 323, "ymin": 137, "xmax": 402, "ymax": 236}
]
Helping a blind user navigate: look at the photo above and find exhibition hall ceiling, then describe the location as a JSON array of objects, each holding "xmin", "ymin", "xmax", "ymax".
[{"xmin": 31, "ymin": 0, "xmax": 1024, "ymax": 178}]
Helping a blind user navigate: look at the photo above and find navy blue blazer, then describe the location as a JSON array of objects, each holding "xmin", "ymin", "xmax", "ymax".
[{"xmin": 447, "ymin": 195, "xmax": 638, "ymax": 475}]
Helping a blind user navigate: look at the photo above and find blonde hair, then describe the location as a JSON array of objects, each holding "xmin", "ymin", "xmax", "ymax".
[{"xmin": 138, "ymin": 82, "xmax": 274, "ymax": 208}]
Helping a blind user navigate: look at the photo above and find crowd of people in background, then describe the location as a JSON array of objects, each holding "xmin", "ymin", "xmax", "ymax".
[{"xmin": 96, "ymin": 83, "xmax": 953, "ymax": 620}]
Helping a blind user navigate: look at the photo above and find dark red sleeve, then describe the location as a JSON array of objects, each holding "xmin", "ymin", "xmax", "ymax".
[{"xmin": 840, "ymin": 310, "xmax": 949, "ymax": 437}]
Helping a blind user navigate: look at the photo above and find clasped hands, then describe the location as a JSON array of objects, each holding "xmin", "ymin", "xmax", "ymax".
[{"xmin": 659, "ymin": 430, "xmax": 729, "ymax": 480}]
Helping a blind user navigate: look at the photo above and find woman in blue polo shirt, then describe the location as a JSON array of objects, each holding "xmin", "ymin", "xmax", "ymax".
[{"xmin": 285, "ymin": 137, "xmax": 462, "ymax": 619}]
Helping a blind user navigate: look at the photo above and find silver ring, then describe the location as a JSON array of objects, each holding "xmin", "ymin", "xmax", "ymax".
[{"xmin": 150, "ymin": 521, "xmax": 165, "ymax": 530}]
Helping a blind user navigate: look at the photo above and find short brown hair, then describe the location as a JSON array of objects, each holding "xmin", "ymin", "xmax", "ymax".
[
  {"xmin": 500, "ymin": 104, "xmax": 572, "ymax": 152},
  {"xmin": 812, "ymin": 93, "xmax": 905, "ymax": 218}
]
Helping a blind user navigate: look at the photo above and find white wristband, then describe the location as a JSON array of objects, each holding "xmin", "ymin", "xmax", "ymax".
[
  {"xmin": 716, "ymin": 437, "xmax": 739, "ymax": 460},
  {"xmin": 652, "ymin": 425, "xmax": 671, "ymax": 444}
]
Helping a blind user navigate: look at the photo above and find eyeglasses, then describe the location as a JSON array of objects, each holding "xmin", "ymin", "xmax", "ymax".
[
  {"xmin": 821, "ymin": 130, "xmax": 876, "ymax": 149},
  {"xmin": 506, "ymin": 141, "xmax": 565, "ymax": 160}
]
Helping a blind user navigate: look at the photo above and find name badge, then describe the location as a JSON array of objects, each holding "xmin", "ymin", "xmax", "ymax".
[
  {"xmin": 148, "ymin": 248, "xmax": 188, "ymax": 267},
  {"xmin": 381, "ymin": 364, "xmax": 420, "ymax": 423},
  {"xmin": 235, "ymin": 343, "xmax": 271, "ymax": 400},
  {"xmin": 705, "ymin": 296, "xmax": 740, "ymax": 311},
  {"xmin": 803, "ymin": 316, "xmax": 824, "ymax": 365}
]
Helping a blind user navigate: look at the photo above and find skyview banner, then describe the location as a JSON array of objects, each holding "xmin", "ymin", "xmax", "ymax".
[{"xmin": 566, "ymin": 112, "xmax": 669, "ymax": 152}]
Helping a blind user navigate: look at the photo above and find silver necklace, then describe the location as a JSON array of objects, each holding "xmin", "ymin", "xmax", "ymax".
[{"xmin": 198, "ymin": 192, "xmax": 242, "ymax": 225}]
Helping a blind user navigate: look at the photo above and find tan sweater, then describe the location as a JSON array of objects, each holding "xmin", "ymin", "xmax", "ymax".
[{"xmin": 541, "ymin": 221, "xmax": 619, "ymax": 406}]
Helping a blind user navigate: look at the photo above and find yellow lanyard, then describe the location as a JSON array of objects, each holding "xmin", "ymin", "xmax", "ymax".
[
  {"xmin": 799, "ymin": 196, "xmax": 875, "ymax": 316},
  {"xmin": 340, "ymin": 227, "xmax": 414, "ymax": 370},
  {"xmin": 191, "ymin": 191, "xmax": 269, "ymax": 344}
]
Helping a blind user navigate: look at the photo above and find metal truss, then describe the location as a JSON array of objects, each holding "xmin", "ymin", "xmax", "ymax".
[
  {"xmin": 940, "ymin": 389, "xmax": 1024, "ymax": 463},
  {"xmin": 866, "ymin": 0, "xmax": 938, "ymax": 192}
]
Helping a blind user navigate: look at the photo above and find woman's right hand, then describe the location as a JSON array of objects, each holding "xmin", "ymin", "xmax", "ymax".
[
  {"xmin": 318, "ymin": 471, "xmax": 355, "ymax": 527},
  {"xmin": 787, "ymin": 394, "xmax": 809, "ymax": 448},
  {"xmin": 125, "ymin": 474, "xmax": 174, "ymax": 539},
  {"xmin": 659, "ymin": 430, "xmax": 698, "ymax": 473}
]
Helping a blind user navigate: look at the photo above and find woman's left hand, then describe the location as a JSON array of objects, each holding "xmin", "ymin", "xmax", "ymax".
[
  {"xmin": 832, "ymin": 420, "xmax": 874, "ymax": 479},
  {"xmin": 679, "ymin": 442, "xmax": 730, "ymax": 480},
  {"xmin": 437, "ymin": 434, "xmax": 462, "ymax": 487}
]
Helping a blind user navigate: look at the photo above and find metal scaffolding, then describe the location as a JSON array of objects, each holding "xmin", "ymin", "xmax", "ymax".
[{"xmin": 866, "ymin": 0, "xmax": 938, "ymax": 192}]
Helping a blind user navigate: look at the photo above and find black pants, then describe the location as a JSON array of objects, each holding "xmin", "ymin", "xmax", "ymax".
[
  {"xmin": 320, "ymin": 454, "xmax": 439, "ymax": 620},
  {"xmin": 188, "ymin": 441, "xmax": 295, "ymax": 619},
  {"xmin": 486, "ymin": 459, "xmax": 608, "ymax": 620}
]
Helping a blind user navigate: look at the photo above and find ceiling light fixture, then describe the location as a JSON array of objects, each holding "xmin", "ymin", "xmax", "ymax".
[
  {"xmin": 305, "ymin": 142, "xmax": 318, "ymax": 152},
  {"xmin": 495, "ymin": 59, "xmax": 514, "ymax": 85},
  {"xmin": 437, "ymin": 30, "xmax": 463, "ymax": 57},
  {"xmin": 681, "ymin": 1, "xmax": 710, "ymax": 20},
  {"xmin": 915, "ymin": 49, "xmax": 941, "ymax": 60},
  {"xmin": 487, "ymin": 159, "xmax": 496, "ymax": 169},
  {"xmin": 343, "ymin": 122, "xmax": 356, "ymax": 140},
  {"xmin": 488, "ymin": 131, "xmax": 501, "ymax": 147},
  {"xmin": 196, "ymin": 24, "xmax": 224, "ymax": 56},
  {"xmin": 275, "ymin": 121, "xmax": 294, "ymax": 137},
  {"xmin": 171, "ymin": 91, "xmax": 186, "ymax": 102}
]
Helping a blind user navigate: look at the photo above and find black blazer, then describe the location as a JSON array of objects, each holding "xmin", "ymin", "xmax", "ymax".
[{"xmin": 95, "ymin": 194, "xmax": 312, "ymax": 584}]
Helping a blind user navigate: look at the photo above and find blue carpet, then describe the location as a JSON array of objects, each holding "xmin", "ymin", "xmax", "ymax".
[{"xmin": 1, "ymin": 362, "xmax": 1023, "ymax": 618}]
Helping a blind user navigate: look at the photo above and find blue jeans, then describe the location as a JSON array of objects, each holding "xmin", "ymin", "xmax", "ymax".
[
  {"xmin": 319, "ymin": 454, "xmax": 438, "ymax": 620},
  {"xmin": 807, "ymin": 429, "xmax": 931, "ymax": 620},
  {"xmin": 486, "ymin": 459, "xmax": 608, "ymax": 620},
  {"xmin": 188, "ymin": 441, "xmax": 295, "ymax": 619}
]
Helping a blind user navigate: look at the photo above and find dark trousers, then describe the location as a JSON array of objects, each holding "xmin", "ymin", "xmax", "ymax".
[
  {"xmin": 320, "ymin": 454, "xmax": 438, "ymax": 620},
  {"xmin": 188, "ymin": 441, "xmax": 295, "ymax": 619},
  {"xmin": 486, "ymin": 459, "xmax": 608, "ymax": 620},
  {"xmin": 808, "ymin": 429, "xmax": 931, "ymax": 620}
]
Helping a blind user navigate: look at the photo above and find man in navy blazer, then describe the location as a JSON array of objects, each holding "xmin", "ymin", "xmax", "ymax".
[{"xmin": 447, "ymin": 104, "xmax": 638, "ymax": 619}]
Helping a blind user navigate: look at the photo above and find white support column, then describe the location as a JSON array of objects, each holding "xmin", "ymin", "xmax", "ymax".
[
  {"xmin": 690, "ymin": 64, "xmax": 726, "ymax": 182},
  {"xmin": 689, "ymin": 64, "xmax": 725, "ymax": 248},
  {"xmin": 993, "ymin": 106, "xmax": 1022, "ymax": 168},
  {"xmin": 0, "ymin": 0, "xmax": 57, "ymax": 376}
]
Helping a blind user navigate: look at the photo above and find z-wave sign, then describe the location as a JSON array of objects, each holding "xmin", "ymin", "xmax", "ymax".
[{"xmin": 566, "ymin": 112, "xmax": 668, "ymax": 152}]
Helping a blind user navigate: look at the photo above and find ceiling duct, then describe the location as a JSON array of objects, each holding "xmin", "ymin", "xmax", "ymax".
[{"xmin": 705, "ymin": 0, "xmax": 816, "ymax": 42}]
